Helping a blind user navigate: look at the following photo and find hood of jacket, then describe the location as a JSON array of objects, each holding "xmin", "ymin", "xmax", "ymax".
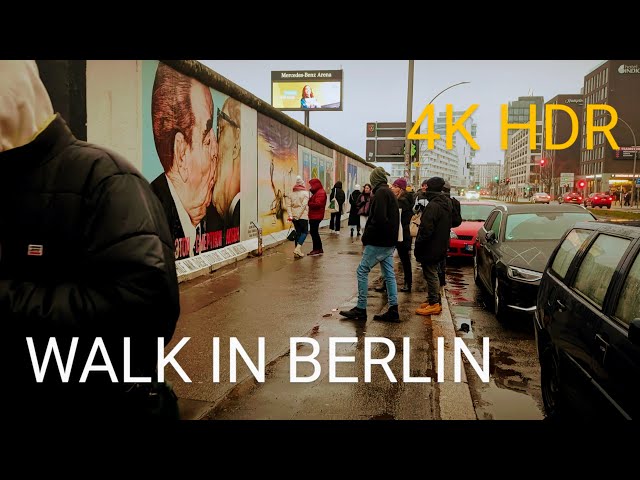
[
  {"xmin": 0, "ymin": 60, "xmax": 55, "ymax": 153},
  {"xmin": 309, "ymin": 178, "xmax": 323, "ymax": 193},
  {"xmin": 426, "ymin": 191, "xmax": 451, "ymax": 209}
]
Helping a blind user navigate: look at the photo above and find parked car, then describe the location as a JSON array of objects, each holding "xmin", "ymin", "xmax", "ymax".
[
  {"xmin": 449, "ymin": 202, "xmax": 496, "ymax": 257},
  {"xmin": 535, "ymin": 220, "xmax": 640, "ymax": 420},
  {"xmin": 532, "ymin": 192, "xmax": 551, "ymax": 204},
  {"xmin": 558, "ymin": 192, "xmax": 583, "ymax": 205},
  {"xmin": 474, "ymin": 204, "xmax": 596, "ymax": 322},
  {"xmin": 465, "ymin": 191, "xmax": 480, "ymax": 200},
  {"xmin": 584, "ymin": 192, "xmax": 613, "ymax": 209}
]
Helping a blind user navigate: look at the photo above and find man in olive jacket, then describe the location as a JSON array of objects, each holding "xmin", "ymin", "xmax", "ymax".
[
  {"xmin": 414, "ymin": 176, "xmax": 452, "ymax": 316},
  {"xmin": 0, "ymin": 61, "xmax": 180, "ymax": 419},
  {"xmin": 340, "ymin": 167, "xmax": 400, "ymax": 322}
]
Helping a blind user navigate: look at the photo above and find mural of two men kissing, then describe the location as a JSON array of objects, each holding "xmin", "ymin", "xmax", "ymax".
[{"xmin": 143, "ymin": 61, "xmax": 241, "ymax": 260}]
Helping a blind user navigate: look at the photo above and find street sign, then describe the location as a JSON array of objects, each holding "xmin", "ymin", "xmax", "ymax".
[
  {"xmin": 635, "ymin": 178, "xmax": 640, "ymax": 186},
  {"xmin": 412, "ymin": 162, "xmax": 420, "ymax": 167},
  {"xmin": 560, "ymin": 172, "xmax": 574, "ymax": 184}
]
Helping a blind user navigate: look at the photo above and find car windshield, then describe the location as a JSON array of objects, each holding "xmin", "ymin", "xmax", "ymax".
[
  {"xmin": 504, "ymin": 212, "xmax": 595, "ymax": 241},
  {"xmin": 460, "ymin": 204, "xmax": 494, "ymax": 222}
]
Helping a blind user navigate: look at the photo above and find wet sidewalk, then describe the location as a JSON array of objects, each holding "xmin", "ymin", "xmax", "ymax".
[{"xmin": 167, "ymin": 223, "xmax": 475, "ymax": 420}]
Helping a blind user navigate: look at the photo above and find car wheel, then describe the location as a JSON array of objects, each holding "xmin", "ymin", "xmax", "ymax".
[
  {"xmin": 493, "ymin": 275, "xmax": 507, "ymax": 323},
  {"xmin": 607, "ymin": 205, "xmax": 611, "ymax": 209},
  {"xmin": 473, "ymin": 254, "xmax": 481, "ymax": 286},
  {"xmin": 540, "ymin": 347, "xmax": 563, "ymax": 420}
]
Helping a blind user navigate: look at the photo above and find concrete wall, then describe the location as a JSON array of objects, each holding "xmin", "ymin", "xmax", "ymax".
[
  {"xmin": 84, "ymin": 60, "xmax": 373, "ymax": 279},
  {"xmin": 86, "ymin": 60, "xmax": 141, "ymax": 171}
]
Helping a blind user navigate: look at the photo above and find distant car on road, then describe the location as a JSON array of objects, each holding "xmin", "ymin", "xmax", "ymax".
[
  {"xmin": 559, "ymin": 192, "xmax": 583, "ymax": 205},
  {"xmin": 465, "ymin": 191, "xmax": 480, "ymax": 200},
  {"xmin": 448, "ymin": 202, "xmax": 496, "ymax": 258},
  {"xmin": 584, "ymin": 192, "xmax": 613, "ymax": 209},
  {"xmin": 535, "ymin": 220, "xmax": 640, "ymax": 420},
  {"xmin": 474, "ymin": 204, "xmax": 596, "ymax": 322},
  {"xmin": 532, "ymin": 192, "xmax": 551, "ymax": 204}
]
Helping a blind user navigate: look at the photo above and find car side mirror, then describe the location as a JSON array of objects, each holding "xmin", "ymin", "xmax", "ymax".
[
  {"xmin": 486, "ymin": 231, "xmax": 496, "ymax": 243},
  {"xmin": 630, "ymin": 318, "xmax": 640, "ymax": 346}
]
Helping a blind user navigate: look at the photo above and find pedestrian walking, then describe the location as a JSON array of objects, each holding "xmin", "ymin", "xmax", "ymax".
[
  {"xmin": 308, "ymin": 178, "xmax": 327, "ymax": 256},
  {"xmin": 288, "ymin": 176, "xmax": 309, "ymax": 258},
  {"xmin": 340, "ymin": 167, "xmax": 400, "ymax": 322}
]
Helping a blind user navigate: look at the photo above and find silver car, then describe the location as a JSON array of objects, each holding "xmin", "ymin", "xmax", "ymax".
[{"xmin": 532, "ymin": 192, "xmax": 551, "ymax": 204}]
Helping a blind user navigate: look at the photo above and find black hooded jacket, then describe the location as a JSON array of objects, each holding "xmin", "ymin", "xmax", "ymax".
[
  {"xmin": 0, "ymin": 115, "xmax": 180, "ymax": 418},
  {"xmin": 361, "ymin": 183, "xmax": 399, "ymax": 247},
  {"xmin": 414, "ymin": 191, "xmax": 452, "ymax": 264}
]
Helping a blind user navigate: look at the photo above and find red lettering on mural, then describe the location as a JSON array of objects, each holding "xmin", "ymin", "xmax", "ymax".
[
  {"xmin": 226, "ymin": 226, "xmax": 240, "ymax": 245},
  {"xmin": 175, "ymin": 237, "xmax": 191, "ymax": 259}
]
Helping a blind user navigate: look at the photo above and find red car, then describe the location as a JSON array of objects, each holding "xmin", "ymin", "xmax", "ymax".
[
  {"xmin": 560, "ymin": 192, "xmax": 583, "ymax": 205},
  {"xmin": 449, "ymin": 202, "xmax": 496, "ymax": 257},
  {"xmin": 584, "ymin": 192, "xmax": 613, "ymax": 209}
]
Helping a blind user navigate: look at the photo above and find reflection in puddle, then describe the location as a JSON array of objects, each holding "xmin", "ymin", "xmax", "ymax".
[{"xmin": 478, "ymin": 380, "xmax": 543, "ymax": 420}]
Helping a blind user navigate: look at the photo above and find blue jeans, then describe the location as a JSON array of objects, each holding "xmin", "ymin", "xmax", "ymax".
[{"xmin": 357, "ymin": 245, "xmax": 398, "ymax": 310}]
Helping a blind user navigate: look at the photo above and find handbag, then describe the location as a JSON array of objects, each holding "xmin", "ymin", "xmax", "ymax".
[
  {"xmin": 328, "ymin": 188, "xmax": 338, "ymax": 213},
  {"xmin": 286, "ymin": 223, "xmax": 299, "ymax": 241},
  {"xmin": 410, "ymin": 213, "xmax": 421, "ymax": 237}
]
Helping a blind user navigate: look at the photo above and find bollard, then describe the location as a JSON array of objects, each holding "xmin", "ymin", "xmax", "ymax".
[{"xmin": 257, "ymin": 226, "xmax": 263, "ymax": 256}]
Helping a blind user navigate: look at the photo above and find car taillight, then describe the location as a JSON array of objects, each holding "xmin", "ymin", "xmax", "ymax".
[
  {"xmin": 609, "ymin": 197, "xmax": 613, "ymax": 201},
  {"xmin": 594, "ymin": 196, "xmax": 599, "ymax": 200},
  {"xmin": 578, "ymin": 197, "xmax": 582, "ymax": 201}
]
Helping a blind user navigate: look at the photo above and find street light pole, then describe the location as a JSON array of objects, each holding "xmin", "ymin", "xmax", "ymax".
[{"xmin": 404, "ymin": 60, "xmax": 414, "ymax": 185}]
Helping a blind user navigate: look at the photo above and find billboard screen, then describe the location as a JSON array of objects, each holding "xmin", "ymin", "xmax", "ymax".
[{"xmin": 271, "ymin": 70, "xmax": 343, "ymax": 111}]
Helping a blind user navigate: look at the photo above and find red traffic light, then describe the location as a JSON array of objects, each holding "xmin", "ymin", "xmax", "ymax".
[
  {"xmin": 578, "ymin": 180, "xmax": 586, "ymax": 189},
  {"xmin": 540, "ymin": 159, "xmax": 546, "ymax": 167}
]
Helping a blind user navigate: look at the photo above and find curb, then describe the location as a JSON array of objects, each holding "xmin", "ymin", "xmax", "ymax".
[{"xmin": 432, "ymin": 292, "xmax": 477, "ymax": 420}]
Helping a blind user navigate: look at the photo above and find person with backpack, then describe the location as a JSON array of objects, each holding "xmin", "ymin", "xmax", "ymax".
[{"xmin": 437, "ymin": 180, "xmax": 462, "ymax": 286}]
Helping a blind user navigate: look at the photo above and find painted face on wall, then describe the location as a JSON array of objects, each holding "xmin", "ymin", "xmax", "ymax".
[{"xmin": 183, "ymin": 82, "xmax": 217, "ymax": 212}]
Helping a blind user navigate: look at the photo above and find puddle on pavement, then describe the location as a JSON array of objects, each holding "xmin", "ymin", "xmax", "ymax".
[{"xmin": 477, "ymin": 380, "xmax": 543, "ymax": 420}]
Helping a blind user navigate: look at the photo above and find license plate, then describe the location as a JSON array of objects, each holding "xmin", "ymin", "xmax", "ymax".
[{"xmin": 465, "ymin": 244, "xmax": 474, "ymax": 252}]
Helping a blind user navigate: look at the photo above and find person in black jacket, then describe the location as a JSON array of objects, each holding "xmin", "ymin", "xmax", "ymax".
[
  {"xmin": 0, "ymin": 61, "xmax": 180, "ymax": 420},
  {"xmin": 414, "ymin": 177, "xmax": 452, "ymax": 316},
  {"xmin": 347, "ymin": 184, "xmax": 362, "ymax": 237},
  {"xmin": 329, "ymin": 181, "xmax": 346, "ymax": 234},
  {"xmin": 437, "ymin": 180, "xmax": 462, "ymax": 287},
  {"xmin": 340, "ymin": 167, "xmax": 400, "ymax": 322}
]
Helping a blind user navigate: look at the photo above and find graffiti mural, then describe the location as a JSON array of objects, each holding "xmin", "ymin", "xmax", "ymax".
[
  {"xmin": 142, "ymin": 61, "xmax": 240, "ymax": 260},
  {"xmin": 257, "ymin": 113, "xmax": 298, "ymax": 235}
]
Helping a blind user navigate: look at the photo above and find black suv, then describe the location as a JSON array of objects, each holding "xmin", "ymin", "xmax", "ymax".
[{"xmin": 535, "ymin": 221, "xmax": 640, "ymax": 420}]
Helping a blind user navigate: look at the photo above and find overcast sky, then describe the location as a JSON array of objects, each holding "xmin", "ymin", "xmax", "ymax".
[{"xmin": 200, "ymin": 60, "xmax": 602, "ymax": 164}]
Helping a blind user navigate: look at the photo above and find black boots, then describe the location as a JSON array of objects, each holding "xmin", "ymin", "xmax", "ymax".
[
  {"xmin": 373, "ymin": 305, "xmax": 400, "ymax": 322},
  {"xmin": 339, "ymin": 306, "xmax": 367, "ymax": 321},
  {"xmin": 399, "ymin": 284, "xmax": 412, "ymax": 293}
]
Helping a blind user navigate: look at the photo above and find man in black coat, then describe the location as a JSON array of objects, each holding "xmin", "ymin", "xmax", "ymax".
[
  {"xmin": 0, "ymin": 61, "xmax": 180, "ymax": 420},
  {"xmin": 414, "ymin": 177, "xmax": 452, "ymax": 316},
  {"xmin": 340, "ymin": 167, "xmax": 400, "ymax": 322}
]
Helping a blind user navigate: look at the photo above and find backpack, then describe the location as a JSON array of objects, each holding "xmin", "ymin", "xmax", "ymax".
[{"xmin": 450, "ymin": 197, "xmax": 462, "ymax": 228}]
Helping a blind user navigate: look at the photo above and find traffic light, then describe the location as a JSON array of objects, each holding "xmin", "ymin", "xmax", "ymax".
[
  {"xmin": 494, "ymin": 176, "xmax": 499, "ymax": 181},
  {"xmin": 578, "ymin": 180, "xmax": 586, "ymax": 189},
  {"xmin": 540, "ymin": 158, "xmax": 546, "ymax": 167},
  {"xmin": 476, "ymin": 185, "xmax": 480, "ymax": 191}
]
